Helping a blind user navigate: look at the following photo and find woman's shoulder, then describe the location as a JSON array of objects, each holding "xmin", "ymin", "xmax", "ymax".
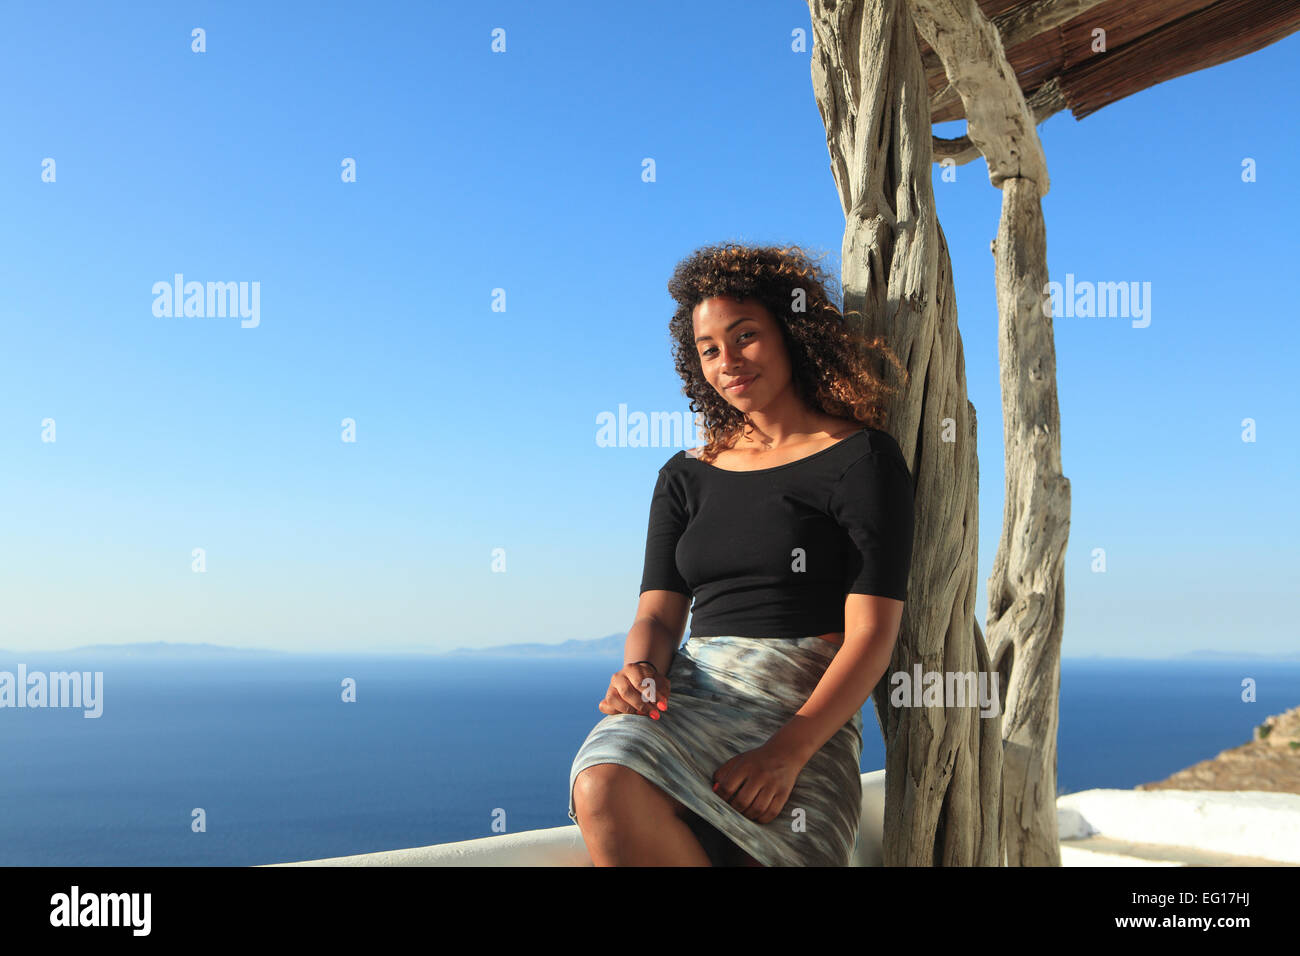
[
  {"xmin": 835, "ymin": 426, "xmax": 910, "ymax": 487},
  {"xmin": 857, "ymin": 425, "xmax": 905, "ymax": 457},
  {"xmin": 818, "ymin": 417, "xmax": 901, "ymax": 458},
  {"xmin": 658, "ymin": 447, "xmax": 691, "ymax": 472}
]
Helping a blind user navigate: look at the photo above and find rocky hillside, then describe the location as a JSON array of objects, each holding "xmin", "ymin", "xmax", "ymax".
[{"xmin": 1137, "ymin": 704, "xmax": 1300, "ymax": 794}]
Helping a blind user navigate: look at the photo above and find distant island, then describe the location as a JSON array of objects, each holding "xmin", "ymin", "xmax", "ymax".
[
  {"xmin": 1170, "ymin": 649, "xmax": 1300, "ymax": 661},
  {"xmin": 440, "ymin": 632, "xmax": 626, "ymax": 658},
  {"xmin": 439, "ymin": 634, "xmax": 626, "ymax": 658},
  {"xmin": 0, "ymin": 635, "xmax": 627, "ymax": 659},
  {"xmin": 0, "ymin": 641, "xmax": 290, "ymax": 659},
  {"xmin": 1, "ymin": 638, "xmax": 1297, "ymax": 661}
]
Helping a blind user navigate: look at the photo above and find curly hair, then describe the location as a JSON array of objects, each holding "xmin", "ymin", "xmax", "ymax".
[{"xmin": 665, "ymin": 242, "xmax": 908, "ymax": 463}]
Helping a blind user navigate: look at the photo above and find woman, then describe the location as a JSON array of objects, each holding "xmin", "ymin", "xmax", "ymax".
[{"xmin": 567, "ymin": 243, "xmax": 915, "ymax": 866}]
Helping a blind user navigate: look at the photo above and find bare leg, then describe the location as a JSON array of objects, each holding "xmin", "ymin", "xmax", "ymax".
[{"xmin": 572, "ymin": 764, "xmax": 712, "ymax": 866}]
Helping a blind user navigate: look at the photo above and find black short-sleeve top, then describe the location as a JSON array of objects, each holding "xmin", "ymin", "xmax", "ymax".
[{"xmin": 639, "ymin": 427, "xmax": 915, "ymax": 639}]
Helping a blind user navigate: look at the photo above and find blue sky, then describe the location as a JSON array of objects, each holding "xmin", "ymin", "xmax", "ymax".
[{"xmin": 1, "ymin": 2, "xmax": 1295, "ymax": 657}]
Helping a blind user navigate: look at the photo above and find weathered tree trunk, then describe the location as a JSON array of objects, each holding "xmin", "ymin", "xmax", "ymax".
[
  {"xmin": 807, "ymin": 0, "xmax": 1003, "ymax": 866},
  {"xmin": 985, "ymin": 176, "xmax": 1071, "ymax": 866},
  {"xmin": 904, "ymin": 0, "xmax": 1072, "ymax": 866}
]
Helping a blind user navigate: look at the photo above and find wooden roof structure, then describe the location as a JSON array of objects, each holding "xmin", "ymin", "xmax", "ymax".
[
  {"xmin": 925, "ymin": 0, "xmax": 1300, "ymax": 162},
  {"xmin": 809, "ymin": 0, "xmax": 1296, "ymax": 866}
]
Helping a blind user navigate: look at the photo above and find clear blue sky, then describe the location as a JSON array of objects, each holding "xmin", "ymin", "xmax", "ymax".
[{"xmin": 2, "ymin": 2, "xmax": 1295, "ymax": 657}]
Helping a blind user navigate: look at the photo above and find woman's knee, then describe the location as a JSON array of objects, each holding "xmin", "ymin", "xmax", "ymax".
[{"xmin": 573, "ymin": 764, "xmax": 688, "ymax": 821}]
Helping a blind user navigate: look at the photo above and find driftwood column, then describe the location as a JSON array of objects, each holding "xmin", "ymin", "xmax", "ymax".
[
  {"xmin": 908, "ymin": 0, "xmax": 1070, "ymax": 866},
  {"xmin": 808, "ymin": 0, "xmax": 1002, "ymax": 866},
  {"xmin": 987, "ymin": 177, "xmax": 1070, "ymax": 866}
]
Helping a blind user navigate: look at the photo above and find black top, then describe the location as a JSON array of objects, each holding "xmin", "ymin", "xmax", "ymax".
[{"xmin": 639, "ymin": 427, "xmax": 915, "ymax": 639}]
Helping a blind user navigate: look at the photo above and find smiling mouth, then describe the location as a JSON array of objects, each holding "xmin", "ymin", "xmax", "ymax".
[{"xmin": 725, "ymin": 375, "xmax": 756, "ymax": 391}]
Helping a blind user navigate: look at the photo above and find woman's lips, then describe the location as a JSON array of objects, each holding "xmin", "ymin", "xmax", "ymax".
[{"xmin": 725, "ymin": 375, "xmax": 757, "ymax": 393}]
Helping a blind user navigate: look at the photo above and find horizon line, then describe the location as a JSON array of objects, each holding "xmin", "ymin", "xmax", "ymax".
[{"xmin": 0, "ymin": 639, "xmax": 1297, "ymax": 664}]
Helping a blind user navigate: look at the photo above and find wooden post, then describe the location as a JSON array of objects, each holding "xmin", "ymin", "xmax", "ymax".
[
  {"xmin": 987, "ymin": 176, "xmax": 1071, "ymax": 866},
  {"xmin": 808, "ymin": 0, "xmax": 1002, "ymax": 866},
  {"xmin": 906, "ymin": 0, "xmax": 1072, "ymax": 866}
]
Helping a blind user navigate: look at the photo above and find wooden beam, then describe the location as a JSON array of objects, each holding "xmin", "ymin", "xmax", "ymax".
[
  {"xmin": 927, "ymin": 0, "xmax": 1108, "ymax": 119},
  {"xmin": 908, "ymin": 0, "xmax": 1049, "ymax": 192},
  {"xmin": 1058, "ymin": 0, "xmax": 1300, "ymax": 119},
  {"xmin": 934, "ymin": 79, "xmax": 1065, "ymax": 167},
  {"xmin": 992, "ymin": 0, "xmax": 1111, "ymax": 51}
]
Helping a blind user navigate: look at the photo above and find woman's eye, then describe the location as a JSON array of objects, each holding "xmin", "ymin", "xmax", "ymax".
[{"xmin": 702, "ymin": 331, "xmax": 754, "ymax": 358}]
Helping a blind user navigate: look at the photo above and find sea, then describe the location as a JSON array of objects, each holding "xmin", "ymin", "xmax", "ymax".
[{"xmin": 0, "ymin": 652, "xmax": 1296, "ymax": 866}]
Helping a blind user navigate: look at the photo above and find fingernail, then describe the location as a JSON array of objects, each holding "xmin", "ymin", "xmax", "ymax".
[
  {"xmin": 650, "ymin": 710, "xmax": 659, "ymax": 719},
  {"xmin": 712, "ymin": 782, "xmax": 718, "ymax": 791},
  {"xmin": 657, "ymin": 700, "xmax": 667, "ymax": 711}
]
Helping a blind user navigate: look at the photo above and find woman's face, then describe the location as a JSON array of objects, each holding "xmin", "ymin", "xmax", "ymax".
[{"xmin": 692, "ymin": 295, "xmax": 790, "ymax": 409}]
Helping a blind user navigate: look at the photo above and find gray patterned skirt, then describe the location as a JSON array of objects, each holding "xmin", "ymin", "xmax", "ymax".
[{"xmin": 567, "ymin": 634, "xmax": 864, "ymax": 866}]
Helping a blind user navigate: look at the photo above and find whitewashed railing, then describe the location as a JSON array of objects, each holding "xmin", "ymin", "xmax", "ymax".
[
  {"xmin": 271, "ymin": 770, "xmax": 889, "ymax": 866},
  {"xmin": 269, "ymin": 771, "xmax": 1300, "ymax": 866}
]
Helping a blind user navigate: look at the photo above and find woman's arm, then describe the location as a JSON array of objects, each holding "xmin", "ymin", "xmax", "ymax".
[
  {"xmin": 766, "ymin": 593, "xmax": 904, "ymax": 764},
  {"xmin": 623, "ymin": 590, "xmax": 690, "ymax": 676}
]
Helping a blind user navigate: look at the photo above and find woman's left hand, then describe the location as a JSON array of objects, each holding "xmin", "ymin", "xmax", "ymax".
[{"xmin": 712, "ymin": 741, "xmax": 807, "ymax": 824}]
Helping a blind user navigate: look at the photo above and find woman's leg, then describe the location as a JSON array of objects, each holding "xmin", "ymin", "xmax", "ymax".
[{"xmin": 572, "ymin": 764, "xmax": 712, "ymax": 866}]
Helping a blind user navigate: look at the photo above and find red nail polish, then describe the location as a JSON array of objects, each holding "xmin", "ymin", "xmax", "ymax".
[
  {"xmin": 657, "ymin": 700, "xmax": 667, "ymax": 711},
  {"xmin": 712, "ymin": 782, "xmax": 718, "ymax": 791},
  {"xmin": 650, "ymin": 710, "xmax": 659, "ymax": 719}
]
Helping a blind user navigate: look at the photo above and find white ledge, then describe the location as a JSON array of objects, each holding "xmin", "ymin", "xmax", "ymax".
[
  {"xmin": 267, "ymin": 770, "xmax": 1300, "ymax": 866},
  {"xmin": 1056, "ymin": 787, "xmax": 1300, "ymax": 864}
]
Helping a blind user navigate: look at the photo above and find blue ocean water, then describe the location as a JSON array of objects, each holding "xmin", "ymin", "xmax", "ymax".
[{"xmin": 0, "ymin": 653, "xmax": 1295, "ymax": 866}]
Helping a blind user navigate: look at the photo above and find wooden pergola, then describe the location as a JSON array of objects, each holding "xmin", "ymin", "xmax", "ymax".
[
  {"xmin": 806, "ymin": 0, "xmax": 1300, "ymax": 865},
  {"xmin": 928, "ymin": 0, "xmax": 1300, "ymax": 168}
]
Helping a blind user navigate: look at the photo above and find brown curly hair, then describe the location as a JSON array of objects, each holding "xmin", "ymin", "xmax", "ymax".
[{"xmin": 665, "ymin": 242, "xmax": 908, "ymax": 463}]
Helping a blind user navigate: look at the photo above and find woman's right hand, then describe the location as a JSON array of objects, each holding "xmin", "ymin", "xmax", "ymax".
[{"xmin": 598, "ymin": 662, "xmax": 670, "ymax": 718}]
